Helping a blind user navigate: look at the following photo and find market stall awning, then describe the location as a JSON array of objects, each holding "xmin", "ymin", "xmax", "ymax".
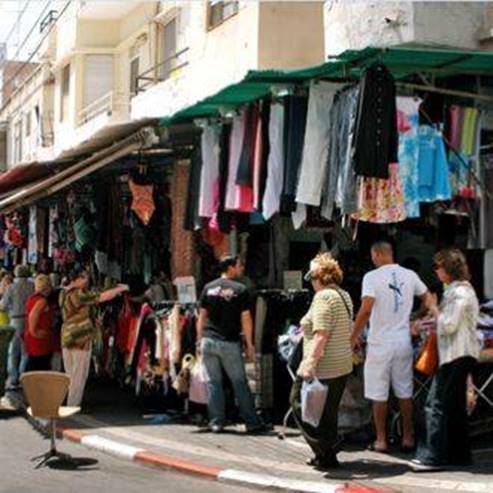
[
  {"xmin": 160, "ymin": 45, "xmax": 493, "ymax": 125},
  {"xmin": 0, "ymin": 127, "xmax": 156, "ymax": 213},
  {"xmin": 0, "ymin": 162, "xmax": 56, "ymax": 196}
]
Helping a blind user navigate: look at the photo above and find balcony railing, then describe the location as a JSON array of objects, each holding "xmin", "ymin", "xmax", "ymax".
[
  {"xmin": 77, "ymin": 91, "xmax": 130, "ymax": 126},
  {"xmin": 135, "ymin": 47, "xmax": 189, "ymax": 94}
]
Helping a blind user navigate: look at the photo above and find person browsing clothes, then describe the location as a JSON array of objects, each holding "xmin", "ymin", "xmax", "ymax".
[
  {"xmin": 411, "ymin": 249, "xmax": 481, "ymax": 472},
  {"xmin": 196, "ymin": 255, "xmax": 267, "ymax": 434},
  {"xmin": 291, "ymin": 253, "xmax": 353, "ymax": 470},
  {"xmin": 60, "ymin": 269, "xmax": 129, "ymax": 407},
  {"xmin": 351, "ymin": 242, "xmax": 434, "ymax": 453},
  {"xmin": 24, "ymin": 274, "xmax": 55, "ymax": 372},
  {"xmin": 1, "ymin": 265, "xmax": 34, "ymax": 390}
]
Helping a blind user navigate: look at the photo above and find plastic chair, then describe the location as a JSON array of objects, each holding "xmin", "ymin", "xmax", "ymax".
[{"xmin": 20, "ymin": 371, "xmax": 80, "ymax": 468}]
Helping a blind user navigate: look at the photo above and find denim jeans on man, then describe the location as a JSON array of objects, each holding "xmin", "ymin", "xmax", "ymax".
[
  {"xmin": 201, "ymin": 337, "xmax": 260, "ymax": 429},
  {"xmin": 6, "ymin": 318, "xmax": 28, "ymax": 389}
]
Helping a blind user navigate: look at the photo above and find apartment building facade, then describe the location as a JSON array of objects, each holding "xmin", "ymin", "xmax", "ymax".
[{"xmin": 0, "ymin": 0, "xmax": 324, "ymax": 170}]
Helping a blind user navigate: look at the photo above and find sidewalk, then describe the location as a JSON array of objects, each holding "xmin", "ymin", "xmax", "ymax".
[{"xmin": 14, "ymin": 382, "xmax": 493, "ymax": 493}]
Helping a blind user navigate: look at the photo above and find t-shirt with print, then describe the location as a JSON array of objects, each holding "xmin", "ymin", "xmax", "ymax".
[
  {"xmin": 362, "ymin": 264, "xmax": 427, "ymax": 344},
  {"xmin": 200, "ymin": 278, "xmax": 250, "ymax": 342}
]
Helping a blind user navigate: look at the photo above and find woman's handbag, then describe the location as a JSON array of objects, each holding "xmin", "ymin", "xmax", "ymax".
[{"xmin": 415, "ymin": 330, "xmax": 438, "ymax": 376}]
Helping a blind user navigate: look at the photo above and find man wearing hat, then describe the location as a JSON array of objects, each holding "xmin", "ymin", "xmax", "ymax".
[{"xmin": 1, "ymin": 265, "xmax": 34, "ymax": 390}]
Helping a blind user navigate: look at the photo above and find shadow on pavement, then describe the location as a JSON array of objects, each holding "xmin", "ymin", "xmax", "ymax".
[
  {"xmin": 324, "ymin": 459, "xmax": 410, "ymax": 481},
  {"xmin": 47, "ymin": 457, "xmax": 99, "ymax": 471}
]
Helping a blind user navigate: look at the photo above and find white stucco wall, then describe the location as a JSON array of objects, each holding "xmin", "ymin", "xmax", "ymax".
[
  {"xmin": 324, "ymin": 0, "xmax": 488, "ymax": 56},
  {"xmin": 131, "ymin": 1, "xmax": 260, "ymax": 120}
]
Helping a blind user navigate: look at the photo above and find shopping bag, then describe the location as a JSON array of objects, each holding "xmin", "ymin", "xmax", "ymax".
[
  {"xmin": 301, "ymin": 378, "xmax": 328, "ymax": 427},
  {"xmin": 173, "ymin": 354, "xmax": 195, "ymax": 394},
  {"xmin": 189, "ymin": 357, "xmax": 209, "ymax": 405},
  {"xmin": 415, "ymin": 330, "xmax": 438, "ymax": 376}
]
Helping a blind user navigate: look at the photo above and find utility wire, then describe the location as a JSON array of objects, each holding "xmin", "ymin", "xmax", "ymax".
[
  {"xmin": 1, "ymin": 0, "xmax": 30, "ymax": 49},
  {"xmin": 0, "ymin": 0, "xmax": 73, "ymax": 112},
  {"xmin": 0, "ymin": 0, "xmax": 53, "ymax": 73}
]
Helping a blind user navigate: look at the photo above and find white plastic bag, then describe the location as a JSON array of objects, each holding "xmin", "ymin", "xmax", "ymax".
[
  {"xmin": 188, "ymin": 357, "xmax": 209, "ymax": 405},
  {"xmin": 301, "ymin": 379, "xmax": 328, "ymax": 427}
]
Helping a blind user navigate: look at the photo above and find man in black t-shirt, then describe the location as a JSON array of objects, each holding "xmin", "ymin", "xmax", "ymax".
[{"xmin": 197, "ymin": 256, "xmax": 265, "ymax": 434}]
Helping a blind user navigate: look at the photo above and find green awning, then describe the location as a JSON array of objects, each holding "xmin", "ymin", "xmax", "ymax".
[{"xmin": 160, "ymin": 45, "xmax": 493, "ymax": 126}]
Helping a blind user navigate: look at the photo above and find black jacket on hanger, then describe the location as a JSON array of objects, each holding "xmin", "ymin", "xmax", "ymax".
[{"xmin": 353, "ymin": 62, "xmax": 398, "ymax": 179}]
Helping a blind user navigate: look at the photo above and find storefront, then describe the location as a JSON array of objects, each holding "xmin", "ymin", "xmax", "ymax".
[
  {"xmin": 0, "ymin": 45, "xmax": 491, "ymax": 432},
  {"xmin": 160, "ymin": 45, "xmax": 493, "ymax": 427}
]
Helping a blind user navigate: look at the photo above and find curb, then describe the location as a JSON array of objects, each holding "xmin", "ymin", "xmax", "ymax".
[{"xmin": 57, "ymin": 426, "xmax": 393, "ymax": 493}]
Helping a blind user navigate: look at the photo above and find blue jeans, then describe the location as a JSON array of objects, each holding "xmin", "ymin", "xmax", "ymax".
[
  {"xmin": 6, "ymin": 319, "xmax": 28, "ymax": 389},
  {"xmin": 201, "ymin": 337, "xmax": 260, "ymax": 429}
]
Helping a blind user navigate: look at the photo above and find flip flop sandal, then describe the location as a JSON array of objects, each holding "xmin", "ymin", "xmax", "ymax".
[{"xmin": 367, "ymin": 442, "xmax": 389, "ymax": 454}]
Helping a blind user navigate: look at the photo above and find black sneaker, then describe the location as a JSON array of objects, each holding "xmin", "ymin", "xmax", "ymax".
[
  {"xmin": 307, "ymin": 455, "xmax": 340, "ymax": 470},
  {"xmin": 246, "ymin": 423, "xmax": 273, "ymax": 435}
]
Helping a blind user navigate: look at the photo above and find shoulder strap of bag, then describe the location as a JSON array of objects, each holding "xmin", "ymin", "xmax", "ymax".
[{"xmin": 334, "ymin": 288, "xmax": 352, "ymax": 319}]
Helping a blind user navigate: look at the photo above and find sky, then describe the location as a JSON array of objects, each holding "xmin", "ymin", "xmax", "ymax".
[{"xmin": 0, "ymin": 0, "xmax": 59, "ymax": 62}]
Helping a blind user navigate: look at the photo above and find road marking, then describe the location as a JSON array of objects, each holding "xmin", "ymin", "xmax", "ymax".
[
  {"xmin": 376, "ymin": 475, "xmax": 493, "ymax": 492},
  {"xmin": 219, "ymin": 469, "xmax": 345, "ymax": 493},
  {"xmin": 80, "ymin": 435, "xmax": 144, "ymax": 460}
]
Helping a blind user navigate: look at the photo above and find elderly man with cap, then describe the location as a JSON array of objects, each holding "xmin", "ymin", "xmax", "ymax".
[{"xmin": 1, "ymin": 265, "xmax": 34, "ymax": 390}]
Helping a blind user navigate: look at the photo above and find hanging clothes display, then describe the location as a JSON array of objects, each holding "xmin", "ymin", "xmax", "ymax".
[
  {"xmin": 353, "ymin": 62, "xmax": 398, "ymax": 179},
  {"xmin": 397, "ymin": 96, "xmax": 422, "ymax": 218},
  {"xmin": 296, "ymin": 82, "xmax": 339, "ymax": 207},
  {"xmin": 211, "ymin": 124, "xmax": 234, "ymax": 234},
  {"xmin": 334, "ymin": 86, "xmax": 360, "ymax": 216},
  {"xmin": 281, "ymin": 95, "xmax": 308, "ymax": 213},
  {"xmin": 184, "ymin": 145, "xmax": 202, "ymax": 231},
  {"xmin": 416, "ymin": 125, "xmax": 452, "ymax": 203},
  {"xmin": 448, "ymin": 151, "xmax": 475, "ymax": 198},
  {"xmin": 448, "ymin": 105, "xmax": 481, "ymax": 156},
  {"xmin": 482, "ymin": 154, "xmax": 493, "ymax": 249},
  {"xmin": 262, "ymin": 102, "xmax": 285, "ymax": 220},
  {"xmin": 225, "ymin": 109, "xmax": 246, "ymax": 211},
  {"xmin": 129, "ymin": 179, "xmax": 155, "ymax": 226},
  {"xmin": 321, "ymin": 85, "xmax": 360, "ymax": 219},
  {"xmin": 28, "ymin": 206, "xmax": 38, "ymax": 265},
  {"xmin": 353, "ymin": 163, "xmax": 406, "ymax": 223},
  {"xmin": 198, "ymin": 124, "xmax": 221, "ymax": 218},
  {"xmin": 255, "ymin": 100, "xmax": 271, "ymax": 212}
]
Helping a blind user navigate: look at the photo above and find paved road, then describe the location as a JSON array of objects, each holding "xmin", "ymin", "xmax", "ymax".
[{"xmin": 0, "ymin": 412, "xmax": 255, "ymax": 493}]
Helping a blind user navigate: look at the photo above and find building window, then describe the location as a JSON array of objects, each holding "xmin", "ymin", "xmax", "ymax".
[
  {"xmin": 25, "ymin": 111, "xmax": 31, "ymax": 137},
  {"xmin": 60, "ymin": 64, "xmax": 70, "ymax": 122},
  {"xmin": 207, "ymin": 1, "xmax": 239, "ymax": 30},
  {"xmin": 130, "ymin": 56, "xmax": 140, "ymax": 95},
  {"xmin": 13, "ymin": 120, "xmax": 22, "ymax": 163},
  {"xmin": 160, "ymin": 18, "xmax": 177, "ymax": 81}
]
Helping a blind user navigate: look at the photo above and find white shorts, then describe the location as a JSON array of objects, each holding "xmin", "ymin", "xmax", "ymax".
[{"xmin": 364, "ymin": 339, "xmax": 413, "ymax": 401}]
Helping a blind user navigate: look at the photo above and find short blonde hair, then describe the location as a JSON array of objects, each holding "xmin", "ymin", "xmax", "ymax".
[
  {"xmin": 310, "ymin": 253, "xmax": 343, "ymax": 286},
  {"xmin": 34, "ymin": 274, "xmax": 52, "ymax": 293}
]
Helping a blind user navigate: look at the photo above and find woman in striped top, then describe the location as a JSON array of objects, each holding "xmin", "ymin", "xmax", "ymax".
[{"xmin": 290, "ymin": 253, "xmax": 353, "ymax": 470}]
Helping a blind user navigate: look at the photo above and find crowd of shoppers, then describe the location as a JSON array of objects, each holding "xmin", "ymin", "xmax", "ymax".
[
  {"xmin": 0, "ymin": 242, "xmax": 481, "ymax": 475},
  {"xmin": 1, "ymin": 265, "xmax": 128, "ymax": 408},
  {"xmin": 193, "ymin": 244, "xmax": 481, "ymax": 473}
]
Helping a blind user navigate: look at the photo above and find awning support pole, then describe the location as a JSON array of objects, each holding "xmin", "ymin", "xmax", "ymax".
[{"xmin": 397, "ymin": 82, "xmax": 493, "ymax": 103}]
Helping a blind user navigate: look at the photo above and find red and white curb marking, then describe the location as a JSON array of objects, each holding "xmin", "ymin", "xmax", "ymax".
[{"xmin": 59, "ymin": 427, "xmax": 387, "ymax": 493}]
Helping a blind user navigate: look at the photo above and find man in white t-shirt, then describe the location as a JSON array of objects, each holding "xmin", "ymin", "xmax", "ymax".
[{"xmin": 351, "ymin": 242, "xmax": 432, "ymax": 453}]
